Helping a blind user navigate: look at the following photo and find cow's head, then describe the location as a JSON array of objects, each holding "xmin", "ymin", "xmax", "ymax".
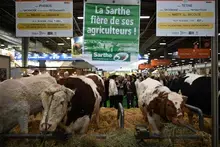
[
  {"xmin": 39, "ymin": 84, "xmax": 75, "ymax": 132},
  {"xmin": 149, "ymin": 92, "xmax": 187, "ymax": 125}
]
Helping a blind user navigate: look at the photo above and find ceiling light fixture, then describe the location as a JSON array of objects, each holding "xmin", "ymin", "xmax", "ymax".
[
  {"xmin": 58, "ymin": 43, "xmax": 65, "ymax": 46},
  {"xmin": 150, "ymin": 48, "xmax": 156, "ymax": 51},
  {"xmin": 160, "ymin": 56, "xmax": 164, "ymax": 58},
  {"xmin": 1, "ymin": 44, "xmax": 4, "ymax": 47},
  {"xmin": 159, "ymin": 43, "xmax": 166, "ymax": 45},
  {"xmin": 140, "ymin": 16, "xmax": 150, "ymax": 19},
  {"xmin": 168, "ymin": 53, "xmax": 172, "ymax": 55},
  {"xmin": 66, "ymin": 37, "xmax": 71, "ymax": 40},
  {"xmin": 172, "ymin": 58, "xmax": 176, "ymax": 60},
  {"xmin": 181, "ymin": 60, "xmax": 185, "ymax": 62},
  {"xmin": 77, "ymin": 17, "xmax": 84, "ymax": 19},
  {"xmin": 190, "ymin": 58, "xmax": 194, "ymax": 60}
]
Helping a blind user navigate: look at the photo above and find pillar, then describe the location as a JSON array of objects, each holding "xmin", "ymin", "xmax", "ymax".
[{"xmin": 22, "ymin": 38, "xmax": 29, "ymax": 67}]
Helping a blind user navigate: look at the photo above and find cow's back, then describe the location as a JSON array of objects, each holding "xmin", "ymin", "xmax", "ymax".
[{"xmin": 182, "ymin": 76, "xmax": 212, "ymax": 116}]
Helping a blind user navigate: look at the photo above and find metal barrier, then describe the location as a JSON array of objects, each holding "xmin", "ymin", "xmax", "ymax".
[
  {"xmin": 185, "ymin": 104, "xmax": 204, "ymax": 131},
  {"xmin": 117, "ymin": 103, "xmax": 124, "ymax": 128},
  {"xmin": 0, "ymin": 132, "xmax": 71, "ymax": 147}
]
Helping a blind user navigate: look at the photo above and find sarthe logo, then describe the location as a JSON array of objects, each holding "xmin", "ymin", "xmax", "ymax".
[{"xmin": 113, "ymin": 52, "xmax": 129, "ymax": 61}]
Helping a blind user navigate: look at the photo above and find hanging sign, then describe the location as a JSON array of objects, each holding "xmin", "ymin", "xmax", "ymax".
[
  {"xmin": 156, "ymin": 0, "xmax": 215, "ymax": 37},
  {"xmin": 16, "ymin": 0, "xmax": 73, "ymax": 37},
  {"xmin": 138, "ymin": 64, "xmax": 153, "ymax": 70},
  {"xmin": 178, "ymin": 48, "xmax": 211, "ymax": 59},
  {"xmin": 83, "ymin": 0, "xmax": 140, "ymax": 61},
  {"xmin": 151, "ymin": 59, "xmax": 171, "ymax": 67}
]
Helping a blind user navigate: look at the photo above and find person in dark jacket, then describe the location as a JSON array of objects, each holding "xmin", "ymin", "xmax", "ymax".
[
  {"xmin": 115, "ymin": 76, "xmax": 124, "ymax": 108},
  {"xmin": 126, "ymin": 75, "xmax": 135, "ymax": 109},
  {"xmin": 104, "ymin": 77, "xmax": 109, "ymax": 107}
]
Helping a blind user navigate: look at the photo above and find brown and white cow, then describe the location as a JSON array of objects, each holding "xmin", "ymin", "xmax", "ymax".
[
  {"xmin": 40, "ymin": 75, "xmax": 101, "ymax": 134},
  {"xmin": 85, "ymin": 73, "xmax": 105, "ymax": 127},
  {"xmin": 138, "ymin": 78, "xmax": 187, "ymax": 135}
]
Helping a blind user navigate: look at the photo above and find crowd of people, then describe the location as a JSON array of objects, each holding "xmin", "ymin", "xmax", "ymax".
[
  {"xmin": 19, "ymin": 68, "xmax": 183, "ymax": 109},
  {"xmin": 102, "ymin": 73, "xmax": 184, "ymax": 109}
]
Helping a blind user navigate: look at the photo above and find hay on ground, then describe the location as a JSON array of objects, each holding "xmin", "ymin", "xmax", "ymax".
[{"xmin": 7, "ymin": 108, "xmax": 212, "ymax": 147}]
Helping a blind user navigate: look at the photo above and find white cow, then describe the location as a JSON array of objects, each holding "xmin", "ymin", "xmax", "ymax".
[{"xmin": 0, "ymin": 73, "xmax": 58, "ymax": 133}]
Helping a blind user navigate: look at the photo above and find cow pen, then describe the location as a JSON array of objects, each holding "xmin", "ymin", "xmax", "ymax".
[
  {"xmin": 134, "ymin": 104, "xmax": 206, "ymax": 146},
  {"xmin": 0, "ymin": 103, "xmax": 125, "ymax": 147}
]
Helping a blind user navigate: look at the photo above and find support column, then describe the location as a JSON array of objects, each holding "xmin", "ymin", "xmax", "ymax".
[
  {"xmin": 164, "ymin": 47, "xmax": 168, "ymax": 59},
  {"xmin": 22, "ymin": 38, "xmax": 29, "ymax": 67},
  {"xmin": 211, "ymin": 0, "xmax": 219, "ymax": 146}
]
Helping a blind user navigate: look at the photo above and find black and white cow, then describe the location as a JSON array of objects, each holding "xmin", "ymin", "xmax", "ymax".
[
  {"xmin": 40, "ymin": 75, "xmax": 101, "ymax": 134},
  {"xmin": 169, "ymin": 73, "xmax": 220, "ymax": 124}
]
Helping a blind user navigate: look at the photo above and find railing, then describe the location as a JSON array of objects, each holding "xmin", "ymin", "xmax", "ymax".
[
  {"xmin": 185, "ymin": 104, "xmax": 204, "ymax": 131},
  {"xmin": 0, "ymin": 132, "xmax": 71, "ymax": 147},
  {"xmin": 117, "ymin": 103, "xmax": 124, "ymax": 129}
]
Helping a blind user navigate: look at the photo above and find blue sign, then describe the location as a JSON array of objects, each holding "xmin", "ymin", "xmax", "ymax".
[{"xmin": 14, "ymin": 52, "xmax": 74, "ymax": 61}]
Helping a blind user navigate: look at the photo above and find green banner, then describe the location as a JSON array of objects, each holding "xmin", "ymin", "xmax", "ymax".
[
  {"xmin": 83, "ymin": 3, "xmax": 140, "ymax": 61},
  {"xmin": 92, "ymin": 52, "xmax": 130, "ymax": 61}
]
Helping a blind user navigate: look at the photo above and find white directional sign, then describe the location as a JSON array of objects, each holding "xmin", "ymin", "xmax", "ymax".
[
  {"xmin": 16, "ymin": 0, "xmax": 73, "ymax": 37},
  {"xmin": 156, "ymin": 0, "xmax": 215, "ymax": 37}
]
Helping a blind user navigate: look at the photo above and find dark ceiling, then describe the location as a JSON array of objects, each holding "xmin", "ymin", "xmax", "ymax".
[{"xmin": 0, "ymin": 0, "xmax": 219, "ymax": 67}]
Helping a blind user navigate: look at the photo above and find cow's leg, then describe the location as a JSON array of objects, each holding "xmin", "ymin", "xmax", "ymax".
[
  {"xmin": 95, "ymin": 108, "xmax": 100, "ymax": 128},
  {"xmin": 187, "ymin": 110, "xmax": 194, "ymax": 125},
  {"xmin": 79, "ymin": 116, "xmax": 90, "ymax": 134},
  {"xmin": 17, "ymin": 101, "xmax": 30, "ymax": 134},
  {"xmin": 140, "ymin": 106, "xmax": 149, "ymax": 123},
  {"xmin": 147, "ymin": 113, "xmax": 160, "ymax": 135},
  {"xmin": 153, "ymin": 114, "xmax": 161, "ymax": 130},
  {"xmin": 18, "ymin": 114, "xmax": 29, "ymax": 134},
  {"xmin": 94, "ymin": 99, "xmax": 101, "ymax": 128},
  {"xmin": 66, "ymin": 115, "xmax": 91, "ymax": 134}
]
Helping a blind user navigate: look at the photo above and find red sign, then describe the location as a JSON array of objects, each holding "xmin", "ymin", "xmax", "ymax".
[
  {"xmin": 138, "ymin": 64, "xmax": 153, "ymax": 70},
  {"xmin": 151, "ymin": 59, "xmax": 171, "ymax": 67},
  {"xmin": 178, "ymin": 48, "xmax": 211, "ymax": 59}
]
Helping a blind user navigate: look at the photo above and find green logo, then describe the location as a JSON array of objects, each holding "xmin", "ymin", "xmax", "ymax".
[{"xmin": 92, "ymin": 52, "xmax": 130, "ymax": 62}]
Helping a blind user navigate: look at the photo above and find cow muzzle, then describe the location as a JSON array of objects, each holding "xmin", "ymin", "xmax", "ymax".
[
  {"xmin": 171, "ymin": 115, "xmax": 185, "ymax": 126},
  {"xmin": 40, "ymin": 123, "xmax": 52, "ymax": 131}
]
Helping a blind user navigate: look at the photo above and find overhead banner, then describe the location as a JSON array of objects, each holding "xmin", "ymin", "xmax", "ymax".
[
  {"xmin": 16, "ymin": 0, "xmax": 73, "ymax": 37},
  {"xmin": 178, "ymin": 48, "xmax": 211, "ymax": 59},
  {"xmin": 83, "ymin": 0, "xmax": 140, "ymax": 61},
  {"xmin": 156, "ymin": 0, "xmax": 215, "ymax": 37},
  {"xmin": 14, "ymin": 52, "xmax": 74, "ymax": 61}
]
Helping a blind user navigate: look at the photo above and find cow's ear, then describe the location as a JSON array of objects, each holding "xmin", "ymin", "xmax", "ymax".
[{"xmin": 182, "ymin": 95, "xmax": 188, "ymax": 102}]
